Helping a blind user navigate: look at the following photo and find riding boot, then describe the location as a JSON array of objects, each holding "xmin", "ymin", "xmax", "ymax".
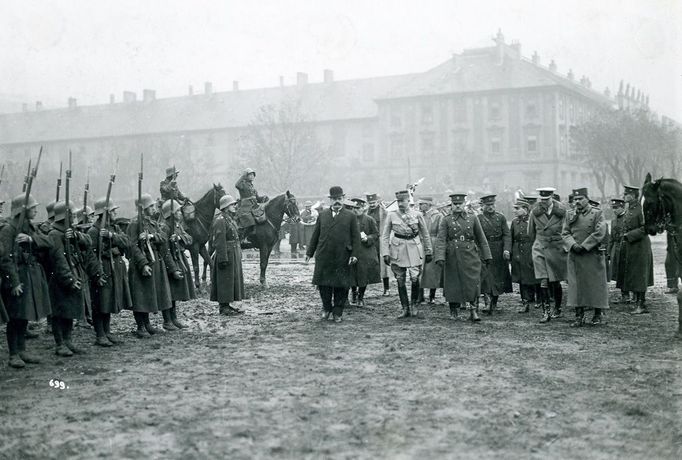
[
  {"xmin": 144, "ymin": 313, "xmax": 163, "ymax": 335},
  {"xmin": 418, "ymin": 289, "xmax": 425, "ymax": 304},
  {"xmin": 632, "ymin": 292, "xmax": 649, "ymax": 314},
  {"xmin": 397, "ymin": 285, "xmax": 410, "ymax": 318},
  {"xmin": 539, "ymin": 304, "xmax": 551, "ymax": 324},
  {"xmin": 429, "ymin": 289, "xmax": 436, "ymax": 304},
  {"xmin": 410, "ymin": 281, "xmax": 421, "ymax": 317},
  {"xmin": 449, "ymin": 303, "xmax": 459, "ymax": 320},
  {"xmin": 488, "ymin": 295, "xmax": 498, "ymax": 315},
  {"xmin": 382, "ymin": 277, "xmax": 390, "ymax": 296},
  {"xmin": 470, "ymin": 303, "xmax": 481, "ymax": 322},
  {"xmin": 591, "ymin": 308, "xmax": 603, "ymax": 325},
  {"xmin": 162, "ymin": 308, "xmax": 178, "ymax": 331},
  {"xmin": 351, "ymin": 287, "xmax": 358, "ymax": 306},
  {"xmin": 517, "ymin": 299, "xmax": 529, "ymax": 313},
  {"xmin": 104, "ymin": 314, "xmax": 122, "ymax": 344},
  {"xmin": 170, "ymin": 305, "xmax": 187, "ymax": 329},
  {"xmin": 63, "ymin": 319, "xmax": 86, "ymax": 354},
  {"xmin": 133, "ymin": 312, "xmax": 150, "ymax": 338},
  {"xmin": 570, "ymin": 307, "xmax": 585, "ymax": 327},
  {"xmin": 551, "ymin": 283, "xmax": 563, "ymax": 318},
  {"xmin": 357, "ymin": 286, "xmax": 367, "ymax": 307},
  {"xmin": 481, "ymin": 294, "xmax": 490, "ymax": 313}
]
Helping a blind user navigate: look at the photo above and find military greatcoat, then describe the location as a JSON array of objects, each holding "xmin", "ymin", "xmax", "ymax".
[
  {"xmin": 562, "ymin": 207, "xmax": 609, "ymax": 309},
  {"xmin": 608, "ymin": 213, "xmax": 625, "ymax": 282},
  {"xmin": 306, "ymin": 207, "xmax": 360, "ymax": 288},
  {"xmin": 617, "ymin": 202, "xmax": 654, "ymax": 292},
  {"xmin": 351, "ymin": 214, "xmax": 381, "ymax": 287},
  {"xmin": 435, "ymin": 211, "xmax": 492, "ymax": 303},
  {"xmin": 210, "ymin": 213, "xmax": 244, "ymax": 303},
  {"xmin": 528, "ymin": 200, "xmax": 568, "ymax": 282},
  {"xmin": 0, "ymin": 218, "xmax": 52, "ymax": 321},
  {"xmin": 421, "ymin": 208, "xmax": 443, "ymax": 289},
  {"xmin": 510, "ymin": 215, "xmax": 537, "ymax": 285},
  {"xmin": 87, "ymin": 220, "xmax": 132, "ymax": 314},
  {"xmin": 381, "ymin": 209, "xmax": 432, "ymax": 268},
  {"xmin": 160, "ymin": 219, "xmax": 196, "ymax": 302},
  {"xmin": 478, "ymin": 210, "xmax": 512, "ymax": 294},
  {"xmin": 367, "ymin": 205, "xmax": 390, "ymax": 279}
]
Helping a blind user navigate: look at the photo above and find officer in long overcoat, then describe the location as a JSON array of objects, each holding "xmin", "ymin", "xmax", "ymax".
[
  {"xmin": 367, "ymin": 193, "xmax": 390, "ymax": 296},
  {"xmin": 618, "ymin": 185, "xmax": 654, "ymax": 314},
  {"xmin": 562, "ymin": 188, "xmax": 609, "ymax": 327},
  {"xmin": 607, "ymin": 199, "xmax": 627, "ymax": 299},
  {"xmin": 305, "ymin": 186, "xmax": 360, "ymax": 322},
  {"xmin": 381, "ymin": 190, "xmax": 432, "ymax": 318},
  {"xmin": 87, "ymin": 198, "xmax": 132, "ymax": 347},
  {"xmin": 528, "ymin": 187, "xmax": 567, "ymax": 323},
  {"xmin": 210, "ymin": 195, "xmax": 245, "ymax": 315},
  {"xmin": 234, "ymin": 168, "xmax": 269, "ymax": 241},
  {"xmin": 126, "ymin": 193, "xmax": 173, "ymax": 338},
  {"xmin": 418, "ymin": 197, "xmax": 443, "ymax": 304},
  {"xmin": 0, "ymin": 195, "xmax": 53, "ymax": 368},
  {"xmin": 349, "ymin": 198, "xmax": 380, "ymax": 307},
  {"xmin": 159, "ymin": 166, "xmax": 188, "ymax": 202},
  {"xmin": 477, "ymin": 194, "xmax": 512, "ymax": 314},
  {"xmin": 435, "ymin": 193, "xmax": 492, "ymax": 322},
  {"xmin": 510, "ymin": 199, "xmax": 538, "ymax": 313}
]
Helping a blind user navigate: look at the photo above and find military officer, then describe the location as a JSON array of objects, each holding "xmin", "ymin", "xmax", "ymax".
[
  {"xmin": 349, "ymin": 198, "xmax": 381, "ymax": 307},
  {"xmin": 159, "ymin": 166, "xmax": 188, "ymax": 202},
  {"xmin": 435, "ymin": 193, "xmax": 492, "ymax": 322},
  {"xmin": 210, "ymin": 195, "xmax": 245, "ymax": 316},
  {"xmin": 510, "ymin": 199, "xmax": 538, "ymax": 313},
  {"xmin": 528, "ymin": 187, "xmax": 567, "ymax": 323},
  {"xmin": 618, "ymin": 185, "xmax": 654, "ymax": 314},
  {"xmin": 0, "ymin": 194, "xmax": 53, "ymax": 368},
  {"xmin": 366, "ymin": 192, "xmax": 391, "ymax": 296},
  {"xmin": 300, "ymin": 201, "xmax": 317, "ymax": 250},
  {"xmin": 381, "ymin": 190, "xmax": 433, "ymax": 318},
  {"xmin": 234, "ymin": 168, "xmax": 269, "ymax": 243},
  {"xmin": 418, "ymin": 197, "xmax": 443, "ymax": 304},
  {"xmin": 477, "ymin": 194, "xmax": 512, "ymax": 314},
  {"xmin": 562, "ymin": 188, "xmax": 609, "ymax": 326},
  {"xmin": 607, "ymin": 198, "xmax": 629, "ymax": 302}
]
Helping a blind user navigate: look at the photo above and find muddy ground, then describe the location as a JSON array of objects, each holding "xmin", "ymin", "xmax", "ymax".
[{"xmin": 1, "ymin": 235, "xmax": 680, "ymax": 459}]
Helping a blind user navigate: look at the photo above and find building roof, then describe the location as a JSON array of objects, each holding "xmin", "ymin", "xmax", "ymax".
[
  {"xmin": 379, "ymin": 44, "xmax": 614, "ymax": 105},
  {"xmin": 0, "ymin": 73, "xmax": 418, "ymax": 145}
]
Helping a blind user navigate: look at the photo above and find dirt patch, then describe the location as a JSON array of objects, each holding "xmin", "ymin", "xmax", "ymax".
[{"xmin": 1, "ymin": 236, "xmax": 680, "ymax": 459}]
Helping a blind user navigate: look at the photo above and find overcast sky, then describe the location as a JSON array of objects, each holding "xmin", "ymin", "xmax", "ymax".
[{"xmin": 1, "ymin": 0, "xmax": 679, "ymax": 118}]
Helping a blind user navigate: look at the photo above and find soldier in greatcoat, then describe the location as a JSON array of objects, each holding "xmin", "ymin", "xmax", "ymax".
[
  {"xmin": 528, "ymin": 187, "xmax": 567, "ymax": 323},
  {"xmin": 510, "ymin": 199, "xmax": 538, "ymax": 313},
  {"xmin": 618, "ymin": 185, "xmax": 654, "ymax": 314},
  {"xmin": 0, "ymin": 195, "xmax": 52, "ymax": 368},
  {"xmin": 87, "ymin": 198, "xmax": 132, "ymax": 347},
  {"xmin": 300, "ymin": 201, "xmax": 317, "ymax": 250},
  {"xmin": 418, "ymin": 197, "xmax": 443, "ymax": 304},
  {"xmin": 607, "ymin": 199, "xmax": 628, "ymax": 302},
  {"xmin": 234, "ymin": 168, "xmax": 269, "ymax": 243},
  {"xmin": 562, "ymin": 188, "xmax": 609, "ymax": 327},
  {"xmin": 477, "ymin": 194, "xmax": 512, "ymax": 314},
  {"xmin": 46, "ymin": 201, "xmax": 98, "ymax": 357},
  {"xmin": 381, "ymin": 190, "xmax": 432, "ymax": 318},
  {"xmin": 210, "ymin": 195, "xmax": 245, "ymax": 316},
  {"xmin": 366, "ymin": 193, "xmax": 391, "ymax": 296},
  {"xmin": 435, "ymin": 193, "xmax": 492, "ymax": 322},
  {"xmin": 160, "ymin": 199, "xmax": 195, "ymax": 329},
  {"xmin": 126, "ymin": 193, "xmax": 174, "ymax": 338},
  {"xmin": 305, "ymin": 186, "xmax": 360, "ymax": 322},
  {"xmin": 159, "ymin": 166, "xmax": 188, "ymax": 202},
  {"xmin": 349, "ymin": 198, "xmax": 381, "ymax": 307}
]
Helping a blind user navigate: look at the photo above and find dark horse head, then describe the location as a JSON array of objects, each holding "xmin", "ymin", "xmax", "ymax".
[
  {"xmin": 642, "ymin": 173, "xmax": 682, "ymax": 236},
  {"xmin": 184, "ymin": 183, "xmax": 226, "ymax": 221}
]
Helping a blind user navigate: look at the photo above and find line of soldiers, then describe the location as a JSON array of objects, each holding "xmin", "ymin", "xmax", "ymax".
[{"xmin": 306, "ymin": 183, "xmax": 656, "ymax": 328}]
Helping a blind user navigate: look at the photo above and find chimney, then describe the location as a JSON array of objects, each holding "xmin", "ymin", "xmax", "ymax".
[
  {"xmin": 279, "ymin": 76, "xmax": 284, "ymax": 87},
  {"xmin": 494, "ymin": 29, "xmax": 505, "ymax": 65},
  {"xmin": 567, "ymin": 69, "xmax": 574, "ymax": 81},
  {"xmin": 109, "ymin": 94, "xmax": 115, "ymax": 104},
  {"xmin": 296, "ymin": 72, "xmax": 308, "ymax": 86},
  {"xmin": 188, "ymin": 85, "xmax": 194, "ymax": 96},
  {"xmin": 549, "ymin": 60, "xmax": 557, "ymax": 72},
  {"xmin": 531, "ymin": 51, "xmax": 539, "ymax": 65},
  {"xmin": 204, "ymin": 81, "xmax": 213, "ymax": 95},
  {"xmin": 123, "ymin": 91, "xmax": 137, "ymax": 103},
  {"xmin": 67, "ymin": 97, "xmax": 77, "ymax": 109},
  {"xmin": 35, "ymin": 101, "xmax": 43, "ymax": 111},
  {"xmin": 510, "ymin": 40, "xmax": 521, "ymax": 59},
  {"xmin": 323, "ymin": 69, "xmax": 334, "ymax": 83},
  {"xmin": 143, "ymin": 89, "xmax": 156, "ymax": 102},
  {"xmin": 233, "ymin": 80, "xmax": 239, "ymax": 91},
  {"xmin": 22, "ymin": 103, "xmax": 28, "ymax": 112}
]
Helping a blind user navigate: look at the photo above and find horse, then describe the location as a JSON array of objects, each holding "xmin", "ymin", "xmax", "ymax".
[
  {"xmin": 642, "ymin": 173, "xmax": 682, "ymax": 338},
  {"xmin": 184, "ymin": 183, "xmax": 225, "ymax": 288},
  {"xmin": 242, "ymin": 191, "xmax": 300, "ymax": 287}
]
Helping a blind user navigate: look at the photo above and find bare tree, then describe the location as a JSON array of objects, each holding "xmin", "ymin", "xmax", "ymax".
[{"xmin": 238, "ymin": 99, "xmax": 330, "ymax": 195}]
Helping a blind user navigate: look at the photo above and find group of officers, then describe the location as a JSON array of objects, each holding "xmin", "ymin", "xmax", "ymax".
[{"xmin": 304, "ymin": 183, "xmax": 658, "ymax": 327}]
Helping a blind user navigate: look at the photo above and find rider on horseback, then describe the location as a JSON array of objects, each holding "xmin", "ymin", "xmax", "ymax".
[
  {"xmin": 235, "ymin": 168, "xmax": 269, "ymax": 243},
  {"xmin": 160, "ymin": 166, "xmax": 188, "ymax": 203}
]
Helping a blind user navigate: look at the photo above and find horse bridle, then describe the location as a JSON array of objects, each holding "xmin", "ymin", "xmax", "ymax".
[{"xmin": 284, "ymin": 196, "xmax": 299, "ymax": 222}]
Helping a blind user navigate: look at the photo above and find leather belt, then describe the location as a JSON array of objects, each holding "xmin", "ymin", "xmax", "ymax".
[
  {"xmin": 451, "ymin": 236, "xmax": 474, "ymax": 242},
  {"xmin": 487, "ymin": 236, "xmax": 503, "ymax": 242},
  {"xmin": 393, "ymin": 233, "xmax": 416, "ymax": 240}
]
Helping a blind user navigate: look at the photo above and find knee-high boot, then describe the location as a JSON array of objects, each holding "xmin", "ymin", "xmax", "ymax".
[
  {"xmin": 133, "ymin": 312, "xmax": 149, "ymax": 338},
  {"xmin": 170, "ymin": 302, "xmax": 187, "ymax": 329},
  {"xmin": 162, "ymin": 308, "xmax": 178, "ymax": 331},
  {"xmin": 397, "ymin": 285, "xmax": 410, "ymax": 319}
]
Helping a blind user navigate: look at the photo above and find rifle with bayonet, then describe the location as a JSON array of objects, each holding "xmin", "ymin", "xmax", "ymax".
[
  {"xmin": 21, "ymin": 159, "xmax": 31, "ymax": 193},
  {"xmin": 14, "ymin": 147, "xmax": 43, "ymax": 265},
  {"xmin": 56, "ymin": 161, "xmax": 63, "ymax": 202},
  {"xmin": 64, "ymin": 151, "xmax": 74, "ymax": 267},
  {"xmin": 138, "ymin": 153, "xmax": 155, "ymax": 262},
  {"xmin": 82, "ymin": 167, "xmax": 90, "ymax": 225},
  {"xmin": 99, "ymin": 157, "xmax": 118, "ymax": 266}
]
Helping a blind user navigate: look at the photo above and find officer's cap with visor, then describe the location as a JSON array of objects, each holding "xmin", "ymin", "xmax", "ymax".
[
  {"xmin": 536, "ymin": 187, "xmax": 556, "ymax": 200},
  {"xmin": 479, "ymin": 194, "xmax": 496, "ymax": 205},
  {"xmin": 449, "ymin": 193, "xmax": 467, "ymax": 204}
]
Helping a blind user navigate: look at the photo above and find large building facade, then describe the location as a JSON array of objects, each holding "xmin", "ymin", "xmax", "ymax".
[{"xmin": 0, "ymin": 32, "xmax": 648, "ymax": 213}]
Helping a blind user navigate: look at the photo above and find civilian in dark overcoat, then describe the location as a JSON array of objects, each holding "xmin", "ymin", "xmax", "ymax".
[
  {"xmin": 88, "ymin": 198, "xmax": 131, "ymax": 347},
  {"xmin": 618, "ymin": 186, "xmax": 654, "ymax": 314},
  {"xmin": 477, "ymin": 194, "xmax": 512, "ymax": 314},
  {"xmin": 562, "ymin": 188, "xmax": 609, "ymax": 327},
  {"xmin": 349, "ymin": 198, "xmax": 380, "ymax": 307},
  {"xmin": 0, "ymin": 195, "xmax": 53, "ymax": 368},
  {"xmin": 306, "ymin": 186, "xmax": 360, "ymax": 322},
  {"xmin": 210, "ymin": 195, "xmax": 245, "ymax": 315},
  {"xmin": 126, "ymin": 194, "xmax": 173, "ymax": 338},
  {"xmin": 510, "ymin": 199, "xmax": 538, "ymax": 313}
]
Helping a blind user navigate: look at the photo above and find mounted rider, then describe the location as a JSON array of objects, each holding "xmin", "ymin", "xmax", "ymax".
[
  {"xmin": 160, "ymin": 166, "xmax": 196, "ymax": 222},
  {"xmin": 234, "ymin": 168, "xmax": 269, "ymax": 242}
]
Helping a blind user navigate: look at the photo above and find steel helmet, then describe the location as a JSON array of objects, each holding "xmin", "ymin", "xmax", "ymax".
[
  {"xmin": 11, "ymin": 194, "xmax": 39, "ymax": 218},
  {"xmin": 53, "ymin": 201, "xmax": 76, "ymax": 222},
  {"xmin": 93, "ymin": 198, "xmax": 119, "ymax": 216},
  {"xmin": 161, "ymin": 199, "xmax": 182, "ymax": 219},
  {"xmin": 219, "ymin": 195, "xmax": 237, "ymax": 210},
  {"xmin": 135, "ymin": 193, "xmax": 155, "ymax": 210}
]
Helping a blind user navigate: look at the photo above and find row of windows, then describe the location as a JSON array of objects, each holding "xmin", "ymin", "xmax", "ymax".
[{"xmin": 390, "ymin": 99, "xmax": 540, "ymax": 127}]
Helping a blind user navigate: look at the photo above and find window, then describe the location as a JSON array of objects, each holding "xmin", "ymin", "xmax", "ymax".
[
  {"xmin": 490, "ymin": 137, "xmax": 501, "ymax": 155},
  {"xmin": 526, "ymin": 102, "xmax": 537, "ymax": 118},
  {"xmin": 527, "ymin": 135, "xmax": 538, "ymax": 153},
  {"xmin": 489, "ymin": 102, "xmax": 501, "ymax": 121},
  {"xmin": 421, "ymin": 104, "xmax": 433, "ymax": 125}
]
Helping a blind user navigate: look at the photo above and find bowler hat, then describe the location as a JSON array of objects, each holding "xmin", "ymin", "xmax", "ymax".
[{"xmin": 328, "ymin": 186, "xmax": 344, "ymax": 199}]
